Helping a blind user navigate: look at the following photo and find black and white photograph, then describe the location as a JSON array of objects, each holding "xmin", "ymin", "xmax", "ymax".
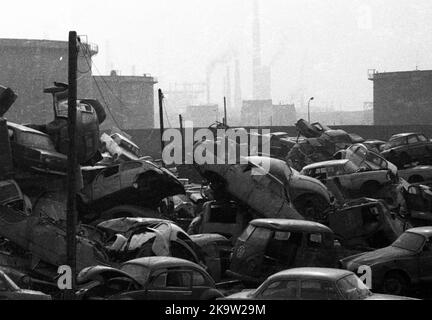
[{"xmin": 0, "ymin": 0, "xmax": 431, "ymax": 312}]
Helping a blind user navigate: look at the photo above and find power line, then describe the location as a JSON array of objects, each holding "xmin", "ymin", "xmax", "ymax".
[{"xmin": 79, "ymin": 43, "xmax": 124, "ymax": 130}]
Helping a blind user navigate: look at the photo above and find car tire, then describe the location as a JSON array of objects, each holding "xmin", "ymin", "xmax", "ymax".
[{"xmin": 382, "ymin": 271, "xmax": 409, "ymax": 296}]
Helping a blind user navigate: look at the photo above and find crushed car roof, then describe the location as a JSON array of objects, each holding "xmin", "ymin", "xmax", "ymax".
[{"xmin": 250, "ymin": 219, "xmax": 333, "ymax": 233}]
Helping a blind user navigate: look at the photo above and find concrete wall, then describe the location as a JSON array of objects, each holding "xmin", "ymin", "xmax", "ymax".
[
  {"xmin": 372, "ymin": 70, "xmax": 432, "ymax": 125},
  {"xmin": 93, "ymin": 73, "xmax": 156, "ymax": 130},
  {"xmin": 0, "ymin": 38, "xmax": 96, "ymax": 124}
]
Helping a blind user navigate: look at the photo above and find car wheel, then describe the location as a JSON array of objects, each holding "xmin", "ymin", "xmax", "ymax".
[
  {"xmin": 360, "ymin": 181, "xmax": 380, "ymax": 197},
  {"xmin": 382, "ymin": 272, "xmax": 409, "ymax": 296}
]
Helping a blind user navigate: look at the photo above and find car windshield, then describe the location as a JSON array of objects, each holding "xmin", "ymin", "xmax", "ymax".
[
  {"xmin": 57, "ymin": 100, "xmax": 92, "ymax": 117},
  {"xmin": 392, "ymin": 232, "xmax": 425, "ymax": 252},
  {"xmin": 387, "ymin": 137, "xmax": 405, "ymax": 149},
  {"xmin": 17, "ymin": 131, "xmax": 56, "ymax": 151},
  {"xmin": 120, "ymin": 264, "xmax": 151, "ymax": 286},
  {"xmin": 336, "ymin": 274, "xmax": 371, "ymax": 300},
  {"xmin": 344, "ymin": 161, "xmax": 358, "ymax": 174},
  {"xmin": 0, "ymin": 272, "xmax": 20, "ymax": 291}
]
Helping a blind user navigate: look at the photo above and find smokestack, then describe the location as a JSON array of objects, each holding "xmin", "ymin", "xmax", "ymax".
[
  {"xmin": 252, "ymin": 0, "xmax": 262, "ymax": 100},
  {"xmin": 225, "ymin": 66, "xmax": 232, "ymax": 112},
  {"xmin": 234, "ymin": 59, "xmax": 242, "ymax": 111}
]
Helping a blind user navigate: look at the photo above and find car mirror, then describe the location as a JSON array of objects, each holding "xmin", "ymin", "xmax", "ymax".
[{"xmin": 334, "ymin": 240, "xmax": 342, "ymax": 247}]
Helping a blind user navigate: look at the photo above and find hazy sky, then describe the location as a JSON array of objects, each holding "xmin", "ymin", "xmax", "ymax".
[{"xmin": 1, "ymin": 0, "xmax": 432, "ymax": 110}]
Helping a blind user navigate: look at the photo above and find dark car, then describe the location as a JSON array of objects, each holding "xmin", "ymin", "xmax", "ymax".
[
  {"xmin": 341, "ymin": 227, "xmax": 432, "ymax": 296},
  {"xmin": 0, "ymin": 269, "xmax": 51, "ymax": 300},
  {"xmin": 7, "ymin": 122, "xmax": 67, "ymax": 176},
  {"xmin": 223, "ymin": 268, "xmax": 416, "ymax": 300},
  {"xmin": 76, "ymin": 256, "xmax": 224, "ymax": 300},
  {"xmin": 226, "ymin": 219, "xmax": 358, "ymax": 285},
  {"xmin": 381, "ymin": 133, "xmax": 432, "ymax": 168}
]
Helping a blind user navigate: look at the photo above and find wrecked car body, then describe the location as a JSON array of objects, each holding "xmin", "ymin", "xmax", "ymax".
[
  {"xmin": 76, "ymin": 257, "xmax": 224, "ymax": 300},
  {"xmin": 341, "ymin": 227, "xmax": 432, "ymax": 296},
  {"xmin": 399, "ymin": 166, "xmax": 432, "ymax": 184},
  {"xmin": 403, "ymin": 183, "xmax": 432, "ymax": 226},
  {"xmin": 301, "ymin": 159, "xmax": 394, "ymax": 198},
  {"xmin": 78, "ymin": 160, "xmax": 185, "ymax": 213},
  {"xmin": 91, "ymin": 217, "xmax": 230, "ymax": 281},
  {"xmin": 7, "ymin": 122, "xmax": 68, "ymax": 176},
  {"xmin": 0, "ymin": 267, "xmax": 51, "ymax": 300},
  {"xmin": 327, "ymin": 198, "xmax": 407, "ymax": 249},
  {"xmin": 381, "ymin": 133, "xmax": 432, "ymax": 169},
  {"xmin": 246, "ymin": 156, "xmax": 332, "ymax": 220},
  {"xmin": 226, "ymin": 219, "xmax": 359, "ymax": 285},
  {"xmin": 194, "ymin": 159, "xmax": 302, "ymax": 221},
  {"xmin": 0, "ymin": 203, "xmax": 110, "ymax": 278}
]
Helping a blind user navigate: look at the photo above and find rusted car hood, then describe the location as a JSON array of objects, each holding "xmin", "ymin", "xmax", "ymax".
[{"xmin": 344, "ymin": 246, "xmax": 414, "ymax": 267}]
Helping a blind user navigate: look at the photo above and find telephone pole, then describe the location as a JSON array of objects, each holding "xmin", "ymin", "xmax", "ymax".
[{"xmin": 66, "ymin": 31, "xmax": 79, "ymax": 299}]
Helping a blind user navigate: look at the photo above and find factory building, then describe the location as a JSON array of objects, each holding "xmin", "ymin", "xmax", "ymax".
[
  {"xmin": 370, "ymin": 69, "xmax": 432, "ymax": 125},
  {"xmin": 93, "ymin": 71, "xmax": 157, "ymax": 130},
  {"xmin": 271, "ymin": 103, "xmax": 297, "ymax": 126},
  {"xmin": 0, "ymin": 38, "xmax": 97, "ymax": 124},
  {"xmin": 184, "ymin": 104, "xmax": 219, "ymax": 128}
]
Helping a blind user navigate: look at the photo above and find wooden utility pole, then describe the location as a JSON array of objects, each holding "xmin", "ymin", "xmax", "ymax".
[
  {"xmin": 223, "ymin": 97, "xmax": 227, "ymax": 126},
  {"xmin": 66, "ymin": 31, "xmax": 79, "ymax": 299},
  {"xmin": 179, "ymin": 114, "xmax": 184, "ymax": 162},
  {"xmin": 158, "ymin": 89, "xmax": 165, "ymax": 165}
]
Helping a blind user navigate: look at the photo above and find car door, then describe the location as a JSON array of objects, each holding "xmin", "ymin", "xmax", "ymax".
[
  {"xmin": 294, "ymin": 232, "xmax": 336, "ymax": 268},
  {"xmin": 300, "ymin": 280, "xmax": 341, "ymax": 300},
  {"xmin": 406, "ymin": 135, "xmax": 422, "ymax": 158},
  {"xmin": 189, "ymin": 269, "xmax": 216, "ymax": 300},
  {"xmin": 418, "ymin": 237, "xmax": 432, "ymax": 282},
  {"xmin": 145, "ymin": 269, "xmax": 193, "ymax": 300},
  {"xmin": 92, "ymin": 165, "xmax": 121, "ymax": 200},
  {"xmin": 119, "ymin": 161, "xmax": 144, "ymax": 189},
  {"xmin": 417, "ymin": 134, "xmax": 431, "ymax": 155}
]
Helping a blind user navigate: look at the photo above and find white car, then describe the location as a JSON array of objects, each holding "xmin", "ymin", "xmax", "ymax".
[{"xmin": 301, "ymin": 159, "xmax": 392, "ymax": 196}]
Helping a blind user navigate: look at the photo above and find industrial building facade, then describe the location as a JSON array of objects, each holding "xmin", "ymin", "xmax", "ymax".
[
  {"xmin": 93, "ymin": 71, "xmax": 157, "ymax": 130},
  {"xmin": 0, "ymin": 38, "xmax": 97, "ymax": 124},
  {"xmin": 370, "ymin": 70, "xmax": 432, "ymax": 125},
  {"xmin": 0, "ymin": 38, "xmax": 157, "ymax": 129},
  {"xmin": 241, "ymin": 100, "xmax": 297, "ymax": 126}
]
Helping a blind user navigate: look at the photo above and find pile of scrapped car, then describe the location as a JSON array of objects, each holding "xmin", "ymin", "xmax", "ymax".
[{"xmin": 2, "ymin": 81, "xmax": 432, "ymax": 300}]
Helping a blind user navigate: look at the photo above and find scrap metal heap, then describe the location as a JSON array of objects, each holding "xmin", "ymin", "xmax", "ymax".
[{"xmin": 0, "ymin": 84, "xmax": 191, "ymax": 291}]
